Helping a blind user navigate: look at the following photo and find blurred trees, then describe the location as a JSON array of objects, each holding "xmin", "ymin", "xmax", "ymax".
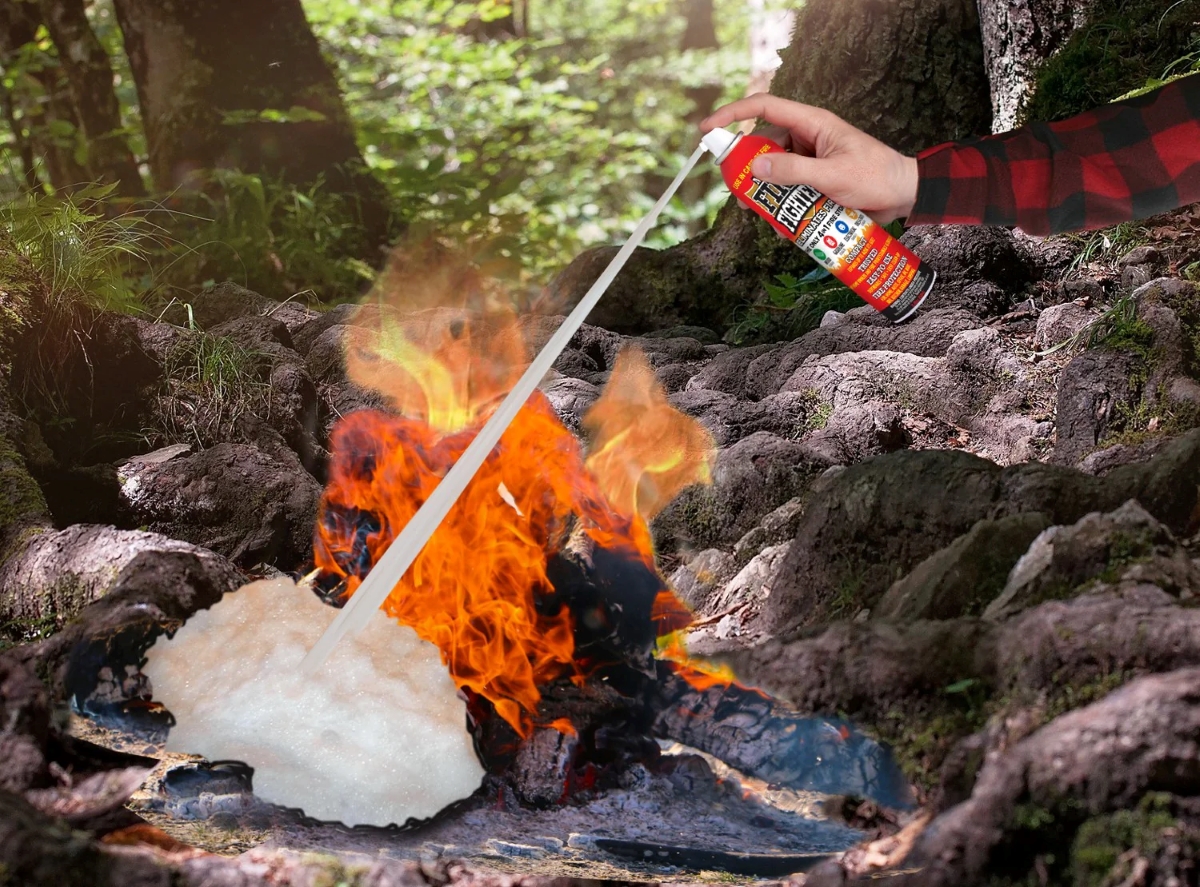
[{"xmin": 0, "ymin": 0, "xmax": 753, "ymax": 299}]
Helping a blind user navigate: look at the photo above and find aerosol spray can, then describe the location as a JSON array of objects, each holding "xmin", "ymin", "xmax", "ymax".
[{"xmin": 701, "ymin": 128, "xmax": 934, "ymax": 323}]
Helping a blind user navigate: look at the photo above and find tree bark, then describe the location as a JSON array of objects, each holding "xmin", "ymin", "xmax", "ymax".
[
  {"xmin": 36, "ymin": 0, "xmax": 144, "ymax": 197},
  {"xmin": 109, "ymin": 0, "xmax": 391, "ymax": 245},
  {"xmin": 0, "ymin": 0, "xmax": 89, "ymax": 191},
  {"xmin": 975, "ymin": 0, "xmax": 1097, "ymax": 132},
  {"xmin": 771, "ymin": 0, "xmax": 992, "ymax": 155}
]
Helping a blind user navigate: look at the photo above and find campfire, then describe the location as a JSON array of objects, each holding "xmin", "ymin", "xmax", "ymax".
[
  {"xmin": 314, "ymin": 301, "xmax": 716, "ymax": 733},
  {"xmin": 132, "ymin": 287, "xmax": 911, "ymax": 875}
]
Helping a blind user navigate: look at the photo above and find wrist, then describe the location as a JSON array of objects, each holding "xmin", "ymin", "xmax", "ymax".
[{"xmin": 896, "ymin": 155, "xmax": 919, "ymax": 220}]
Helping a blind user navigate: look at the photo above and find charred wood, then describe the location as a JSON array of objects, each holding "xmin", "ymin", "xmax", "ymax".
[{"xmin": 649, "ymin": 664, "xmax": 912, "ymax": 809}]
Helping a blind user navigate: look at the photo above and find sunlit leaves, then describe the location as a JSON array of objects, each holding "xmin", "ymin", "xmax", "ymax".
[{"xmin": 304, "ymin": 0, "xmax": 751, "ymax": 280}]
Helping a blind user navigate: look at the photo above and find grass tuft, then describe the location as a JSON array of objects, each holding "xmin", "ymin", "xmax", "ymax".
[{"xmin": 154, "ymin": 332, "xmax": 271, "ymax": 448}]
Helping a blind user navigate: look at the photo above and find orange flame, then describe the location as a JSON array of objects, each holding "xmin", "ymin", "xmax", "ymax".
[{"xmin": 315, "ymin": 295, "xmax": 718, "ymax": 734}]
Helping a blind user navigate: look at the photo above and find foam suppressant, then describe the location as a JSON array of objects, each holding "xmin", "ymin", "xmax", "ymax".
[{"xmin": 701, "ymin": 128, "xmax": 934, "ymax": 323}]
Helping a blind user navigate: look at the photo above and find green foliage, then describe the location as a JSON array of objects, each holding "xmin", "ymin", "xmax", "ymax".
[
  {"xmin": 1089, "ymin": 297, "xmax": 1156, "ymax": 357},
  {"xmin": 727, "ymin": 270, "xmax": 861, "ymax": 345},
  {"xmin": 305, "ymin": 0, "xmax": 754, "ymax": 280},
  {"xmin": 0, "ymin": 182, "xmax": 149, "ymax": 315},
  {"xmin": 157, "ymin": 170, "xmax": 378, "ymax": 303},
  {"xmin": 1070, "ymin": 795, "xmax": 1177, "ymax": 887},
  {"xmin": 1062, "ymin": 222, "xmax": 1150, "ymax": 279},
  {"xmin": 1021, "ymin": 0, "xmax": 1200, "ymax": 124}
]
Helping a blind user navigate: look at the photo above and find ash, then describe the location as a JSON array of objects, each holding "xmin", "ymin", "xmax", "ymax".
[{"xmin": 116, "ymin": 733, "xmax": 863, "ymax": 880}]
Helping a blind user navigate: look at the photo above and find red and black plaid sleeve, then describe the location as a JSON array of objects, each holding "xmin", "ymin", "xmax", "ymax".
[{"xmin": 907, "ymin": 74, "xmax": 1200, "ymax": 236}]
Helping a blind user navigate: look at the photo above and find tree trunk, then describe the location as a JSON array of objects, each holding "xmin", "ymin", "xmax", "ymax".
[
  {"xmin": 546, "ymin": 0, "xmax": 992, "ymax": 337},
  {"xmin": 0, "ymin": 80, "xmax": 39, "ymax": 190},
  {"xmin": 975, "ymin": 0, "xmax": 1096, "ymax": 132},
  {"xmin": 0, "ymin": 1, "xmax": 89, "ymax": 191},
  {"xmin": 462, "ymin": 0, "xmax": 522, "ymax": 39},
  {"xmin": 36, "ymin": 0, "xmax": 144, "ymax": 197},
  {"xmin": 109, "ymin": 0, "xmax": 391, "ymax": 245},
  {"xmin": 771, "ymin": 0, "xmax": 992, "ymax": 155},
  {"xmin": 678, "ymin": 0, "xmax": 721, "ymax": 235}
]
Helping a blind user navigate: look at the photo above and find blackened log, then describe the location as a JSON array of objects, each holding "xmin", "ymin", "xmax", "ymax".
[{"xmin": 649, "ymin": 663, "xmax": 913, "ymax": 809}]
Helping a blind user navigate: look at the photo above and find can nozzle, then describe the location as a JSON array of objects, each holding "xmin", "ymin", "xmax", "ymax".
[{"xmin": 700, "ymin": 127, "xmax": 739, "ymax": 163}]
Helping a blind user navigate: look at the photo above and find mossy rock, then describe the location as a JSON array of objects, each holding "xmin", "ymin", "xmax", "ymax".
[{"xmin": 1021, "ymin": 0, "xmax": 1200, "ymax": 124}]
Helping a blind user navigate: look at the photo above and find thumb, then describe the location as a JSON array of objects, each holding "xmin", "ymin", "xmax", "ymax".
[{"xmin": 751, "ymin": 152, "xmax": 835, "ymax": 193}]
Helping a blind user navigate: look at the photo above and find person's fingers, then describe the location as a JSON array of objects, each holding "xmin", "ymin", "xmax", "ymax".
[
  {"xmin": 750, "ymin": 151, "xmax": 836, "ymax": 193},
  {"xmin": 702, "ymin": 94, "xmax": 832, "ymax": 143}
]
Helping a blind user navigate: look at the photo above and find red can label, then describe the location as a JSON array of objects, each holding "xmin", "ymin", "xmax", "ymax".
[{"xmin": 719, "ymin": 135, "xmax": 933, "ymax": 322}]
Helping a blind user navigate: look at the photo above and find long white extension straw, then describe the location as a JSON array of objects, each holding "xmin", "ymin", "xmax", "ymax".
[{"xmin": 301, "ymin": 144, "xmax": 710, "ymax": 673}]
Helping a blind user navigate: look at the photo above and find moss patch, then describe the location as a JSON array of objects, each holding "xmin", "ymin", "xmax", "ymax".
[
  {"xmin": 0, "ymin": 431, "xmax": 49, "ymax": 549},
  {"xmin": 1021, "ymin": 0, "xmax": 1200, "ymax": 125}
]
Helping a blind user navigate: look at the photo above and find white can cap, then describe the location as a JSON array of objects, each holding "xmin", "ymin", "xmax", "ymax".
[{"xmin": 700, "ymin": 127, "xmax": 739, "ymax": 163}]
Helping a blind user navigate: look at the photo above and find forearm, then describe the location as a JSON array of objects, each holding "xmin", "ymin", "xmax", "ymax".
[{"xmin": 907, "ymin": 74, "xmax": 1200, "ymax": 236}]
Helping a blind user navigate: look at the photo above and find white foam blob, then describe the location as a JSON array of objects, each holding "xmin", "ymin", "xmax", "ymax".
[{"xmin": 144, "ymin": 577, "xmax": 484, "ymax": 826}]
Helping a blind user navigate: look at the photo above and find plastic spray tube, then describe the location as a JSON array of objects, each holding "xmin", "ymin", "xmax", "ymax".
[{"xmin": 701, "ymin": 128, "xmax": 934, "ymax": 323}]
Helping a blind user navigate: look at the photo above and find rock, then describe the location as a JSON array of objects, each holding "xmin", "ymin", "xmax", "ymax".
[
  {"xmin": 899, "ymin": 226, "xmax": 1036, "ymax": 316},
  {"xmin": 0, "ymin": 654, "xmax": 51, "ymax": 793},
  {"xmin": 0, "ymin": 789, "xmax": 110, "ymax": 887},
  {"xmin": 876, "ymin": 512, "xmax": 1053, "ymax": 622},
  {"xmin": 1062, "ymin": 276, "xmax": 1105, "ymax": 303},
  {"xmin": 551, "ymin": 348, "xmax": 599, "ymax": 379},
  {"xmin": 626, "ymin": 336, "xmax": 708, "ymax": 366},
  {"xmin": 702, "ymin": 542, "xmax": 792, "ymax": 635},
  {"xmin": 0, "ymin": 524, "xmax": 236, "ymax": 629},
  {"xmin": 652, "ymin": 432, "xmax": 833, "ymax": 553},
  {"xmin": 304, "ymin": 323, "xmax": 352, "ymax": 384},
  {"xmin": 540, "ymin": 377, "xmax": 599, "ymax": 434},
  {"xmin": 207, "ymin": 314, "xmax": 300, "ymax": 369},
  {"xmin": 888, "ymin": 668, "xmax": 1200, "ymax": 887},
  {"xmin": 743, "ymin": 308, "xmax": 984, "ymax": 399},
  {"xmin": 1053, "ymin": 350, "xmax": 1137, "ymax": 465},
  {"xmin": 0, "ymin": 412, "xmax": 52, "ymax": 559},
  {"xmin": 668, "ymin": 389, "xmax": 815, "ymax": 446},
  {"xmin": 263, "ymin": 301, "xmax": 319, "ymax": 335},
  {"xmin": 761, "ymin": 430, "xmax": 1200, "ymax": 632},
  {"xmin": 803, "ymin": 400, "xmax": 909, "ymax": 464},
  {"xmin": 669, "ymin": 548, "xmax": 738, "ymax": 612},
  {"xmin": 291, "ymin": 302, "xmax": 361, "ymax": 355},
  {"xmin": 685, "ymin": 343, "xmax": 777, "ymax": 397},
  {"xmin": 117, "ymin": 443, "xmax": 321, "ymax": 570},
  {"xmin": 983, "ymin": 500, "xmax": 1198, "ymax": 621},
  {"xmin": 159, "ymin": 281, "xmax": 274, "ymax": 330},
  {"xmin": 642, "ymin": 324, "xmax": 722, "ymax": 345},
  {"xmin": 1118, "ymin": 245, "xmax": 1166, "ymax": 290},
  {"xmin": 1034, "ymin": 302, "xmax": 1096, "ymax": 350},
  {"xmin": 23, "ymin": 545, "xmax": 242, "ymax": 710},
  {"xmin": 267, "ymin": 363, "xmax": 323, "ymax": 475},
  {"xmin": 820, "ymin": 310, "xmax": 846, "ymax": 328},
  {"xmin": 654, "ymin": 363, "xmax": 695, "ymax": 393},
  {"xmin": 1077, "ymin": 436, "xmax": 1173, "ymax": 476}
]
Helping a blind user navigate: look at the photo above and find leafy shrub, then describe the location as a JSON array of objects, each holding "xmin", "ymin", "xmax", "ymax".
[{"xmin": 153, "ymin": 170, "xmax": 380, "ymax": 305}]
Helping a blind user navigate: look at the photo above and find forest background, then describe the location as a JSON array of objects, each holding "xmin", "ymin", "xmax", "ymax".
[{"xmin": 0, "ymin": 0, "xmax": 774, "ymax": 307}]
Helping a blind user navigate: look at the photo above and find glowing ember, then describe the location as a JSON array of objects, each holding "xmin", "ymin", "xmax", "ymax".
[
  {"xmin": 146, "ymin": 577, "xmax": 484, "ymax": 826},
  {"xmin": 316, "ymin": 306, "xmax": 715, "ymax": 734}
]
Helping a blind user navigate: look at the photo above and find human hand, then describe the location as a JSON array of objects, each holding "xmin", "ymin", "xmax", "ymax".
[{"xmin": 701, "ymin": 94, "xmax": 919, "ymax": 224}]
